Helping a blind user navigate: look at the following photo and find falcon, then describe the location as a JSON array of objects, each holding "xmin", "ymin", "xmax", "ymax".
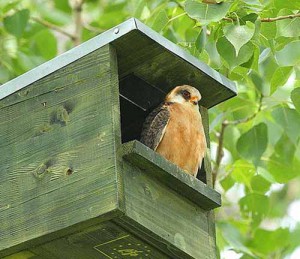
[{"xmin": 140, "ymin": 85, "xmax": 207, "ymax": 177}]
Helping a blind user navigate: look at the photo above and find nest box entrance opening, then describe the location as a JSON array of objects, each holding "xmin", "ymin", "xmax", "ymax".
[
  {"xmin": 119, "ymin": 74, "xmax": 164, "ymax": 143},
  {"xmin": 118, "ymin": 74, "xmax": 208, "ymax": 183}
]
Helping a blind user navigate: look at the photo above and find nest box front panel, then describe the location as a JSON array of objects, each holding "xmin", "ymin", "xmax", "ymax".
[{"xmin": 0, "ymin": 45, "xmax": 121, "ymax": 255}]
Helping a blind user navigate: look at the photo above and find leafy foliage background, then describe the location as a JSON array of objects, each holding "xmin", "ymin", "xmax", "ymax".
[{"xmin": 1, "ymin": 0, "xmax": 300, "ymax": 258}]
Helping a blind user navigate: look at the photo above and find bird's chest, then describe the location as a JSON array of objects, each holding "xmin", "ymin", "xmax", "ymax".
[{"xmin": 167, "ymin": 104, "xmax": 204, "ymax": 146}]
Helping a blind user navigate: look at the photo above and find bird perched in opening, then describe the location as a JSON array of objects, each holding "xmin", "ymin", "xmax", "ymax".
[{"xmin": 140, "ymin": 85, "xmax": 206, "ymax": 177}]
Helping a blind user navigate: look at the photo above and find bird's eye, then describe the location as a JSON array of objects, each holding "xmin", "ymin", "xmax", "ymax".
[{"xmin": 181, "ymin": 90, "xmax": 191, "ymax": 100}]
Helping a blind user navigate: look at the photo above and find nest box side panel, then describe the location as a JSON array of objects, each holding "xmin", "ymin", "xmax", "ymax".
[
  {"xmin": 200, "ymin": 106, "xmax": 218, "ymax": 257},
  {"xmin": 120, "ymin": 160, "xmax": 215, "ymax": 259},
  {"xmin": 0, "ymin": 45, "xmax": 121, "ymax": 256}
]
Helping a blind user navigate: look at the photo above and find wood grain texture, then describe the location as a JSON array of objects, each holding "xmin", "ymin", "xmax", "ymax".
[
  {"xmin": 120, "ymin": 158, "xmax": 215, "ymax": 259},
  {"xmin": 113, "ymin": 30, "xmax": 235, "ymax": 108},
  {"xmin": 0, "ymin": 44, "xmax": 122, "ymax": 257},
  {"xmin": 12, "ymin": 221, "xmax": 170, "ymax": 259},
  {"xmin": 200, "ymin": 106, "xmax": 218, "ymax": 258},
  {"xmin": 122, "ymin": 140, "xmax": 221, "ymax": 210}
]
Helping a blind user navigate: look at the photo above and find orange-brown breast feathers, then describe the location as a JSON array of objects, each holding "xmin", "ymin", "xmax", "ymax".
[
  {"xmin": 141, "ymin": 101, "xmax": 206, "ymax": 177},
  {"xmin": 155, "ymin": 103, "xmax": 206, "ymax": 176}
]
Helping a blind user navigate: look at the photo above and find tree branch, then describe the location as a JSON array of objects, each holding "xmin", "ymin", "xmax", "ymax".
[
  {"xmin": 261, "ymin": 13, "xmax": 300, "ymax": 22},
  {"xmin": 212, "ymin": 120, "xmax": 227, "ymax": 186},
  {"xmin": 71, "ymin": 0, "xmax": 84, "ymax": 46},
  {"xmin": 212, "ymin": 95, "xmax": 263, "ymax": 186},
  {"xmin": 31, "ymin": 17, "xmax": 77, "ymax": 41},
  {"xmin": 223, "ymin": 13, "xmax": 300, "ymax": 23},
  {"xmin": 223, "ymin": 95, "xmax": 263, "ymax": 126}
]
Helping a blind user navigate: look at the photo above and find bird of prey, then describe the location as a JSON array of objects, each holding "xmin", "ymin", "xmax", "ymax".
[{"xmin": 140, "ymin": 85, "xmax": 206, "ymax": 177}]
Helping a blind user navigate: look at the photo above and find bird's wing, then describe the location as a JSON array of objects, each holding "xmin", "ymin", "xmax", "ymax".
[{"xmin": 140, "ymin": 102, "xmax": 171, "ymax": 150}]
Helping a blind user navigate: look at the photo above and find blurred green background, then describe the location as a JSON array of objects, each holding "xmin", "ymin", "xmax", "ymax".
[{"xmin": 1, "ymin": 0, "xmax": 300, "ymax": 258}]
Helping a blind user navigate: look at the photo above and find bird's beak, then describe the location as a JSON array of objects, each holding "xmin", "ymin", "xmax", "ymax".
[{"xmin": 190, "ymin": 97, "xmax": 198, "ymax": 105}]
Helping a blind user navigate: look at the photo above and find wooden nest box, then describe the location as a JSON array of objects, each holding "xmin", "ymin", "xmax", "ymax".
[{"xmin": 0, "ymin": 18, "xmax": 236, "ymax": 259}]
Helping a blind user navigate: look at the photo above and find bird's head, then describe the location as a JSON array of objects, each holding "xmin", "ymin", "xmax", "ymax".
[{"xmin": 165, "ymin": 85, "xmax": 201, "ymax": 108}]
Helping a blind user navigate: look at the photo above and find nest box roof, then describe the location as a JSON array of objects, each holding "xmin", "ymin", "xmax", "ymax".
[{"xmin": 0, "ymin": 18, "xmax": 236, "ymax": 108}]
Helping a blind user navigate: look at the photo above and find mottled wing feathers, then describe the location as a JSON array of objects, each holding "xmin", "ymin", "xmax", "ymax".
[{"xmin": 140, "ymin": 103, "xmax": 171, "ymax": 150}]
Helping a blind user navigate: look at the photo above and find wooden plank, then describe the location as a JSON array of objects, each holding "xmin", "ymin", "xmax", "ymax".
[
  {"xmin": 0, "ymin": 18, "xmax": 236, "ymax": 108},
  {"xmin": 2, "ymin": 210, "xmax": 122, "ymax": 259},
  {"xmin": 115, "ymin": 216, "xmax": 189, "ymax": 259},
  {"xmin": 0, "ymin": 18, "xmax": 138, "ymax": 102},
  {"xmin": 200, "ymin": 106, "xmax": 213, "ymax": 187},
  {"xmin": 200, "ymin": 107, "xmax": 218, "ymax": 258},
  {"xmin": 25, "ymin": 220, "xmax": 170, "ymax": 259},
  {"xmin": 121, "ymin": 159, "xmax": 214, "ymax": 259},
  {"xmin": 121, "ymin": 140, "xmax": 221, "ymax": 210},
  {"xmin": 0, "ymin": 45, "xmax": 121, "ymax": 257},
  {"xmin": 113, "ymin": 29, "xmax": 236, "ymax": 108},
  {"xmin": 0, "ymin": 44, "xmax": 112, "ymax": 109}
]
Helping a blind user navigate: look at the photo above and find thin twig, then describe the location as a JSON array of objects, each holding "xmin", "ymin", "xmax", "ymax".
[
  {"xmin": 212, "ymin": 95, "xmax": 263, "ymax": 186},
  {"xmin": 223, "ymin": 94, "xmax": 263, "ymax": 126},
  {"xmin": 222, "ymin": 13, "xmax": 300, "ymax": 23},
  {"xmin": 261, "ymin": 13, "xmax": 300, "ymax": 22},
  {"xmin": 212, "ymin": 120, "xmax": 227, "ymax": 185},
  {"xmin": 31, "ymin": 17, "xmax": 76, "ymax": 40},
  {"xmin": 72, "ymin": 0, "xmax": 84, "ymax": 46}
]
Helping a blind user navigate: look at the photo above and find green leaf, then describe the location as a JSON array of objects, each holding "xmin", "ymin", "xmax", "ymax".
[
  {"xmin": 33, "ymin": 30, "xmax": 57, "ymax": 60},
  {"xmin": 290, "ymin": 224, "xmax": 300, "ymax": 253},
  {"xmin": 274, "ymin": 0, "xmax": 300, "ymax": 10},
  {"xmin": 249, "ymin": 228, "xmax": 290, "ymax": 255},
  {"xmin": 240, "ymin": 13, "xmax": 259, "ymax": 24},
  {"xmin": 249, "ymin": 70, "xmax": 269, "ymax": 96},
  {"xmin": 250, "ymin": 175, "xmax": 271, "ymax": 194},
  {"xmin": 151, "ymin": 10, "xmax": 169, "ymax": 32},
  {"xmin": 239, "ymin": 193, "xmax": 269, "ymax": 227},
  {"xmin": 13, "ymin": 52, "xmax": 44, "ymax": 75},
  {"xmin": 275, "ymin": 40, "xmax": 300, "ymax": 66},
  {"xmin": 184, "ymin": 1, "xmax": 230, "ymax": 25},
  {"xmin": 276, "ymin": 9, "xmax": 300, "ymax": 38},
  {"xmin": 260, "ymin": 21, "xmax": 276, "ymax": 40},
  {"xmin": 3, "ymin": 9, "xmax": 30, "ymax": 38},
  {"xmin": 54, "ymin": 0, "xmax": 71, "ymax": 13},
  {"xmin": 217, "ymin": 222, "xmax": 254, "ymax": 255},
  {"xmin": 230, "ymin": 160, "xmax": 255, "ymax": 188},
  {"xmin": 195, "ymin": 28, "xmax": 207, "ymax": 53},
  {"xmin": 268, "ymin": 135, "xmax": 300, "ymax": 183},
  {"xmin": 243, "ymin": 0, "xmax": 262, "ymax": 6},
  {"xmin": 224, "ymin": 22, "xmax": 255, "ymax": 56},
  {"xmin": 0, "ymin": 0, "xmax": 20, "ymax": 14},
  {"xmin": 37, "ymin": 4, "xmax": 71, "ymax": 26},
  {"xmin": 274, "ymin": 133, "xmax": 296, "ymax": 164},
  {"xmin": 270, "ymin": 66, "xmax": 293, "ymax": 94},
  {"xmin": 220, "ymin": 174, "xmax": 235, "ymax": 191},
  {"xmin": 216, "ymin": 37, "xmax": 254, "ymax": 69},
  {"xmin": 291, "ymin": 87, "xmax": 300, "ymax": 113},
  {"xmin": 236, "ymin": 123, "xmax": 268, "ymax": 165},
  {"xmin": 267, "ymin": 133, "xmax": 299, "ymax": 183},
  {"xmin": 272, "ymin": 107, "xmax": 300, "ymax": 144}
]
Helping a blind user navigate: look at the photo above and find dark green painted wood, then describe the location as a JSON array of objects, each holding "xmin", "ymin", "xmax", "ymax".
[
  {"xmin": 0, "ymin": 18, "xmax": 236, "ymax": 109},
  {"xmin": 2, "ymin": 210, "xmax": 122, "ymax": 259},
  {"xmin": 4, "ymin": 220, "xmax": 170, "ymax": 259},
  {"xmin": 120, "ymin": 157, "xmax": 215, "ymax": 259},
  {"xmin": 121, "ymin": 140, "xmax": 221, "ymax": 210},
  {"xmin": 113, "ymin": 29, "xmax": 235, "ymax": 108},
  {"xmin": 0, "ymin": 19, "xmax": 224, "ymax": 259},
  {"xmin": 115, "ymin": 216, "xmax": 191, "ymax": 259},
  {"xmin": 200, "ymin": 107, "xmax": 218, "ymax": 257},
  {"xmin": 0, "ymin": 44, "xmax": 122, "ymax": 257}
]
